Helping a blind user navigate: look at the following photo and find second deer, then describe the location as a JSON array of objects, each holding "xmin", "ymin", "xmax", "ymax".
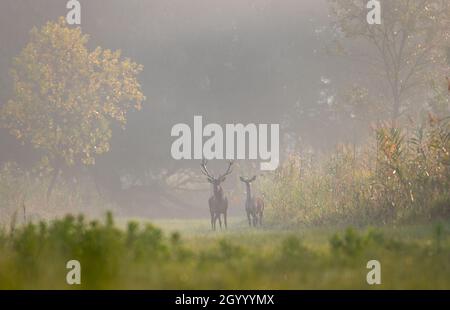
[{"xmin": 240, "ymin": 176, "xmax": 264, "ymax": 227}]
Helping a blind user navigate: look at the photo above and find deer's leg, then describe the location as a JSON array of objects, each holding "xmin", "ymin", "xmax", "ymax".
[
  {"xmin": 247, "ymin": 211, "xmax": 252, "ymax": 227},
  {"xmin": 214, "ymin": 213, "xmax": 219, "ymax": 231},
  {"xmin": 224, "ymin": 212, "xmax": 227, "ymax": 229},
  {"xmin": 218, "ymin": 214, "xmax": 222, "ymax": 229},
  {"xmin": 211, "ymin": 212, "xmax": 215, "ymax": 230}
]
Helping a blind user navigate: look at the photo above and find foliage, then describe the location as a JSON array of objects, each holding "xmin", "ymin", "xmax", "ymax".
[
  {"xmin": 0, "ymin": 17, "xmax": 145, "ymax": 169},
  {"xmin": 0, "ymin": 215, "xmax": 449, "ymax": 289},
  {"xmin": 261, "ymin": 116, "xmax": 450, "ymax": 226}
]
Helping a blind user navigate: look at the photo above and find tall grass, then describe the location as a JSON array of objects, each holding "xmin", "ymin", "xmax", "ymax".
[
  {"xmin": 0, "ymin": 162, "xmax": 112, "ymax": 227},
  {"xmin": 261, "ymin": 116, "xmax": 450, "ymax": 226},
  {"xmin": 0, "ymin": 213, "xmax": 449, "ymax": 289}
]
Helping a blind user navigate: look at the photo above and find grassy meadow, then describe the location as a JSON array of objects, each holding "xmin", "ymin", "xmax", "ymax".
[
  {"xmin": 0, "ymin": 214, "xmax": 449, "ymax": 290},
  {"xmin": 0, "ymin": 115, "xmax": 448, "ymax": 290}
]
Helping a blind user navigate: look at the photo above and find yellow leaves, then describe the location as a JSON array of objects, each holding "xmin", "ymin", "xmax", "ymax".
[
  {"xmin": 11, "ymin": 129, "xmax": 22, "ymax": 140},
  {"xmin": 134, "ymin": 101, "xmax": 143, "ymax": 111},
  {"xmin": 384, "ymin": 143, "xmax": 399, "ymax": 160},
  {"xmin": 1, "ymin": 18, "xmax": 146, "ymax": 169}
]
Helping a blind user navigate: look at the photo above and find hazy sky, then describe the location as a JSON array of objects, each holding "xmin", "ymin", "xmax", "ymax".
[
  {"xmin": 0, "ymin": 1, "xmax": 364, "ymax": 170},
  {"xmin": 0, "ymin": 0, "xmax": 345, "ymax": 121}
]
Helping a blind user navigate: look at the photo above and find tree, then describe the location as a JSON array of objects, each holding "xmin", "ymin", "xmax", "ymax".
[
  {"xmin": 0, "ymin": 18, "xmax": 145, "ymax": 200},
  {"xmin": 329, "ymin": 0, "xmax": 450, "ymax": 120}
]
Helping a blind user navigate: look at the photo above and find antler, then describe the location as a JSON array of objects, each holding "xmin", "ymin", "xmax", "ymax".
[
  {"xmin": 200, "ymin": 159, "xmax": 214, "ymax": 180},
  {"xmin": 219, "ymin": 160, "xmax": 234, "ymax": 181},
  {"xmin": 240, "ymin": 175, "xmax": 257, "ymax": 183}
]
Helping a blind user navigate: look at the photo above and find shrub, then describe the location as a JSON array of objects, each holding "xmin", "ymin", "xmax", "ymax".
[{"xmin": 261, "ymin": 117, "xmax": 450, "ymax": 227}]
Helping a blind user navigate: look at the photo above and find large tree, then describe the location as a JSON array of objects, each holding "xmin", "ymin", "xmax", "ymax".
[
  {"xmin": 0, "ymin": 18, "xmax": 145, "ymax": 200},
  {"xmin": 329, "ymin": 0, "xmax": 450, "ymax": 120}
]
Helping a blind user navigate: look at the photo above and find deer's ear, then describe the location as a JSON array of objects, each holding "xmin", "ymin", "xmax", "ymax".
[
  {"xmin": 207, "ymin": 178, "xmax": 214, "ymax": 183},
  {"xmin": 239, "ymin": 177, "xmax": 245, "ymax": 182},
  {"xmin": 250, "ymin": 176, "xmax": 257, "ymax": 182}
]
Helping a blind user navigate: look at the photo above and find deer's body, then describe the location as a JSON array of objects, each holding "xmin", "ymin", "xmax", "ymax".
[
  {"xmin": 241, "ymin": 176, "xmax": 264, "ymax": 227},
  {"xmin": 201, "ymin": 160, "xmax": 233, "ymax": 230},
  {"xmin": 208, "ymin": 189, "xmax": 228, "ymax": 230}
]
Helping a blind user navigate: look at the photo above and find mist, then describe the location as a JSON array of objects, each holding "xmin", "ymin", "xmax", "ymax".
[{"xmin": 0, "ymin": 0, "xmax": 448, "ymax": 220}]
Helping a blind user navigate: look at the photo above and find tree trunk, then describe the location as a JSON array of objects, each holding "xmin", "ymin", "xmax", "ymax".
[
  {"xmin": 47, "ymin": 167, "xmax": 60, "ymax": 203},
  {"xmin": 392, "ymin": 92, "xmax": 400, "ymax": 125}
]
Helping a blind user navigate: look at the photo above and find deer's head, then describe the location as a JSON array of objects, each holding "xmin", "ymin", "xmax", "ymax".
[
  {"xmin": 200, "ymin": 160, "xmax": 234, "ymax": 195},
  {"xmin": 240, "ymin": 176, "xmax": 256, "ymax": 194},
  {"xmin": 239, "ymin": 176, "xmax": 256, "ymax": 184}
]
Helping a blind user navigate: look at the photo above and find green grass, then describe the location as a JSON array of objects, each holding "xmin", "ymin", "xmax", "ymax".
[{"xmin": 0, "ymin": 214, "xmax": 449, "ymax": 289}]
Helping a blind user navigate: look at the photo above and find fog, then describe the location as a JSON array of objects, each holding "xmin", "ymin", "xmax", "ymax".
[{"xmin": 0, "ymin": 1, "xmax": 446, "ymax": 220}]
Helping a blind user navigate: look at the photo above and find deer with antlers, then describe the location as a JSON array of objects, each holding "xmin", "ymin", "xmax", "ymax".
[
  {"xmin": 240, "ymin": 176, "xmax": 264, "ymax": 227},
  {"xmin": 200, "ymin": 160, "xmax": 234, "ymax": 230}
]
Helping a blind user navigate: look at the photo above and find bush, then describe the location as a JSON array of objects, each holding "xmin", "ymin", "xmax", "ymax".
[
  {"xmin": 0, "ymin": 214, "xmax": 449, "ymax": 289},
  {"xmin": 261, "ymin": 116, "xmax": 450, "ymax": 227}
]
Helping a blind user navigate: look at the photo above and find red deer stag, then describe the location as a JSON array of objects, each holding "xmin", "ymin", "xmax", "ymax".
[
  {"xmin": 239, "ymin": 176, "xmax": 264, "ymax": 227},
  {"xmin": 200, "ymin": 160, "xmax": 234, "ymax": 230}
]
